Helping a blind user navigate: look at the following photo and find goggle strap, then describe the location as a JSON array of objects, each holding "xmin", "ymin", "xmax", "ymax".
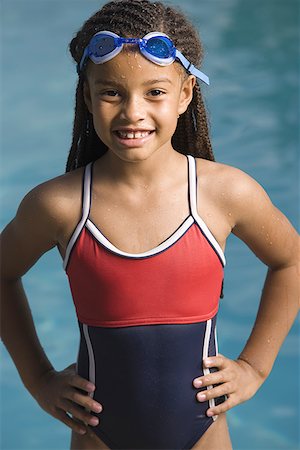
[
  {"xmin": 189, "ymin": 65, "xmax": 210, "ymax": 85},
  {"xmin": 175, "ymin": 50, "xmax": 210, "ymax": 85},
  {"xmin": 78, "ymin": 47, "xmax": 89, "ymax": 74}
]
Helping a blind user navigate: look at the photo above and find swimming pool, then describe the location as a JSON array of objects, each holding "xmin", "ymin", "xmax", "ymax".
[{"xmin": 1, "ymin": 0, "xmax": 299, "ymax": 449}]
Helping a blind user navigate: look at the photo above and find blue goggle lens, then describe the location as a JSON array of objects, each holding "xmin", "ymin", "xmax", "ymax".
[
  {"xmin": 145, "ymin": 36, "xmax": 174, "ymax": 58},
  {"xmin": 93, "ymin": 36, "xmax": 116, "ymax": 57},
  {"xmin": 91, "ymin": 34, "xmax": 174, "ymax": 60}
]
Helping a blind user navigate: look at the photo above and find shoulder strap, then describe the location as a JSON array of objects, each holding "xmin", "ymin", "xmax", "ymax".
[
  {"xmin": 63, "ymin": 162, "xmax": 93, "ymax": 271},
  {"xmin": 186, "ymin": 154, "xmax": 226, "ymax": 275},
  {"xmin": 81, "ymin": 162, "xmax": 93, "ymax": 221},
  {"xmin": 187, "ymin": 154, "xmax": 198, "ymax": 218}
]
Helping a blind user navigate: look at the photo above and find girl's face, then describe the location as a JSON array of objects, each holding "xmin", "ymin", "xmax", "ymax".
[{"xmin": 83, "ymin": 48, "xmax": 195, "ymax": 163}]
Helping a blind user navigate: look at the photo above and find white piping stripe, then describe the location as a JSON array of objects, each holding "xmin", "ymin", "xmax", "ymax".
[
  {"xmin": 203, "ymin": 319, "xmax": 212, "ymax": 373},
  {"xmin": 203, "ymin": 319, "xmax": 217, "ymax": 421},
  {"xmin": 214, "ymin": 325, "xmax": 219, "ymax": 356},
  {"xmin": 187, "ymin": 155, "xmax": 226, "ymax": 267},
  {"xmin": 83, "ymin": 324, "xmax": 96, "ymax": 401},
  {"xmin": 63, "ymin": 163, "xmax": 92, "ymax": 270},
  {"xmin": 86, "ymin": 216, "xmax": 194, "ymax": 258},
  {"xmin": 187, "ymin": 155, "xmax": 197, "ymax": 211},
  {"xmin": 194, "ymin": 215, "xmax": 226, "ymax": 266}
]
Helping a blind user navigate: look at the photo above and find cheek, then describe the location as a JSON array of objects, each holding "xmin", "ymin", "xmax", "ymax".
[
  {"xmin": 157, "ymin": 99, "xmax": 179, "ymax": 128},
  {"xmin": 91, "ymin": 103, "xmax": 112, "ymax": 134}
]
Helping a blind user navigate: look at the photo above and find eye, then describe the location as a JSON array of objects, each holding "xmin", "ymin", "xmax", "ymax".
[
  {"xmin": 149, "ymin": 89, "xmax": 165, "ymax": 97},
  {"xmin": 101, "ymin": 90, "xmax": 120, "ymax": 97}
]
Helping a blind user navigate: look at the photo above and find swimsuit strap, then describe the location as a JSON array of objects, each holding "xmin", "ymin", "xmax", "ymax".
[
  {"xmin": 81, "ymin": 161, "xmax": 93, "ymax": 221},
  {"xmin": 187, "ymin": 154, "xmax": 198, "ymax": 219},
  {"xmin": 63, "ymin": 162, "xmax": 93, "ymax": 270}
]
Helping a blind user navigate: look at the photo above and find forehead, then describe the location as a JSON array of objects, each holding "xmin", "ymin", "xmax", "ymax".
[{"xmin": 86, "ymin": 49, "xmax": 184, "ymax": 87}]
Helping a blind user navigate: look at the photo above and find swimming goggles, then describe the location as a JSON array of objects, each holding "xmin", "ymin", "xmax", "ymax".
[{"xmin": 77, "ymin": 30, "xmax": 210, "ymax": 85}]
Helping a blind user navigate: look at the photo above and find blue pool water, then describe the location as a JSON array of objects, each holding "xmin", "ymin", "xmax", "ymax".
[{"xmin": 1, "ymin": 0, "xmax": 299, "ymax": 449}]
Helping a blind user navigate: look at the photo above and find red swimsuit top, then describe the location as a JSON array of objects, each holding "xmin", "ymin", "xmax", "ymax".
[{"xmin": 63, "ymin": 154, "xmax": 226, "ymax": 328}]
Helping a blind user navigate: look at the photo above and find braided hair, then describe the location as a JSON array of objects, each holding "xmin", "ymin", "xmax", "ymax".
[{"xmin": 66, "ymin": 0, "xmax": 214, "ymax": 172}]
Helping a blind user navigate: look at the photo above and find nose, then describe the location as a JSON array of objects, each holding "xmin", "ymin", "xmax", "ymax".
[{"xmin": 119, "ymin": 94, "xmax": 147, "ymax": 123}]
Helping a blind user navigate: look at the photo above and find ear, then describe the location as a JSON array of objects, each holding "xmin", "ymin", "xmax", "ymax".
[
  {"xmin": 177, "ymin": 75, "xmax": 196, "ymax": 116},
  {"xmin": 83, "ymin": 81, "xmax": 93, "ymax": 114}
]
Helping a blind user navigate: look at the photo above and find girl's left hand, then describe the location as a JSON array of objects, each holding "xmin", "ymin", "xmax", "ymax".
[{"xmin": 192, "ymin": 354, "xmax": 265, "ymax": 417}]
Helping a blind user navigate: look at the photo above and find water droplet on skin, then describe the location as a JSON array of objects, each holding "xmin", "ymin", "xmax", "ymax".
[
  {"xmin": 228, "ymin": 212, "xmax": 232, "ymax": 216},
  {"xmin": 121, "ymin": 75, "xmax": 126, "ymax": 79},
  {"xmin": 267, "ymin": 339, "xmax": 271, "ymax": 344}
]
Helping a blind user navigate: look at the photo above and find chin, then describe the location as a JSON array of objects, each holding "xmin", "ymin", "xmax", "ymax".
[{"xmin": 108, "ymin": 147, "xmax": 161, "ymax": 163}]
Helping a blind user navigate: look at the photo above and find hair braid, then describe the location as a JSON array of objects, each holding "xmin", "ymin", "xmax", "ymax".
[
  {"xmin": 172, "ymin": 84, "xmax": 214, "ymax": 161},
  {"xmin": 193, "ymin": 83, "xmax": 214, "ymax": 160},
  {"xmin": 66, "ymin": 0, "xmax": 215, "ymax": 172},
  {"xmin": 189, "ymin": 83, "xmax": 214, "ymax": 160}
]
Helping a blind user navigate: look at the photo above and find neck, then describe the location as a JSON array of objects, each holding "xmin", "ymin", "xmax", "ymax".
[{"xmin": 99, "ymin": 146, "xmax": 185, "ymax": 190}]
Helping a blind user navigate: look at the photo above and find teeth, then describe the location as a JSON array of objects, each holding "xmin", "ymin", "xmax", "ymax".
[{"xmin": 117, "ymin": 130, "xmax": 152, "ymax": 139}]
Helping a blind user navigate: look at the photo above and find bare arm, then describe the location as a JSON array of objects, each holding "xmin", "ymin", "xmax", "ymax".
[
  {"xmin": 0, "ymin": 180, "xmax": 102, "ymax": 435},
  {"xmin": 236, "ymin": 248, "xmax": 298, "ymax": 380},
  {"xmin": 231, "ymin": 172, "xmax": 299, "ymax": 379},
  {"xmin": 1, "ymin": 187, "xmax": 58, "ymax": 393},
  {"xmin": 193, "ymin": 167, "xmax": 299, "ymax": 415}
]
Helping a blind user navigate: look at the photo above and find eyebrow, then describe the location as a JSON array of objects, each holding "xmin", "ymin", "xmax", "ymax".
[
  {"xmin": 94, "ymin": 77, "xmax": 173, "ymax": 86},
  {"xmin": 143, "ymin": 78, "xmax": 173, "ymax": 86}
]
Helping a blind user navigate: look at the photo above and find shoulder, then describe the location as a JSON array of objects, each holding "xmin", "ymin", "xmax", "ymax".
[
  {"xmin": 195, "ymin": 157, "xmax": 262, "ymax": 193},
  {"xmin": 12, "ymin": 166, "xmax": 85, "ymax": 243},
  {"xmin": 195, "ymin": 157, "xmax": 268, "ymax": 223},
  {"xmin": 195, "ymin": 157, "xmax": 298, "ymax": 268},
  {"xmin": 1, "ymin": 166, "xmax": 86, "ymax": 279},
  {"xmin": 19, "ymin": 167, "xmax": 84, "ymax": 218}
]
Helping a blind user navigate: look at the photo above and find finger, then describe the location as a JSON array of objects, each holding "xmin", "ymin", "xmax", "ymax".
[
  {"xmin": 203, "ymin": 354, "xmax": 228, "ymax": 369},
  {"xmin": 69, "ymin": 374, "xmax": 96, "ymax": 394},
  {"xmin": 54, "ymin": 407, "xmax": 87, "ymax": 435},
  {"xmin": 193, "ymin": 369, "xmax": 228, "ymax": 388},
  {"xmin": 206, "ymin": 395, "xmax": 236, "ymax": 417},
  {"xmin": 59, "ymin": 398, "xmax": 100, "ymax": 427},
  {"xmin": 196, "ymin": 383, "xmax": 233, "ymax": 403},
  {"xmin": 64, "ymin": 388, "xmax": 103, "ymax": 413}
]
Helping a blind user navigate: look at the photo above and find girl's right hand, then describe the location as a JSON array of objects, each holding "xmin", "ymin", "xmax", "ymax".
[{"xmin": 32, "ymin": 363, "xmax": 103, "ymax": 435}]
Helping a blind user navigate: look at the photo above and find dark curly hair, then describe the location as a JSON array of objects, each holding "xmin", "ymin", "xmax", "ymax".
[{"xmin": 66, "ymin": 0, "xmax": 214, "ymax": 172}]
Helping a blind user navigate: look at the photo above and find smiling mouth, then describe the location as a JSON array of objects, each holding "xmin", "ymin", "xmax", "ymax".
[{"xmin": 115, "ymin": 130, "xmax": 154, "ymax": 139}]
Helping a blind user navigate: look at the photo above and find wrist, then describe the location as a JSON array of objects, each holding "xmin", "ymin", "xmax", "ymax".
[
  {"xmin": 237, "ymin": 355, "xmax": 268, "ymax": 383},
  {"xmin": 24, "ymin": 361, "xmax": 55, "ymax": 398}
]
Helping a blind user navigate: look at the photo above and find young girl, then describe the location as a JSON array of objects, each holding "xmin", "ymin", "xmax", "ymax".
[{"xmin": 1, "ymin": 1, "xmax": 299, "ymax": 449}]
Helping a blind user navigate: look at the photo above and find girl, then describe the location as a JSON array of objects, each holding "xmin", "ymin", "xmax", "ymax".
[{"xmin": 1, "ymin": 1, "xmax": 299, "ymax": 449}]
